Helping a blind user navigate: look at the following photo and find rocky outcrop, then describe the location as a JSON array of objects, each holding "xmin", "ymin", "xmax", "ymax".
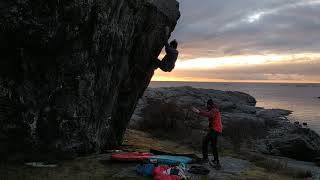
[
  {"xmin": 0, "ymin": 0, "xmax": 180, "ymax": 157},
  {"xmin": 131, "ymin": 86, "xmax": 259, "ymax": 126},
  {"xmin": 130, "ymin": 86, "xmax": 320, "ymax": 162},
  {"xmin": 257, "ymin": 124, "xmax": 320, "ymax": 161}
]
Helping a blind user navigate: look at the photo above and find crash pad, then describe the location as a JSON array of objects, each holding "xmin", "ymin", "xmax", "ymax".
[
  {"xmin": 150, "ymin": 155, "xmax": 192, "ymax": 165},
  {"xmin": 111, "ymin": 152, "xmax": 153, "ymax": 162},
  {"xmin": 150, "ymin": 149, "xmax": 201, "ymax": 163}
]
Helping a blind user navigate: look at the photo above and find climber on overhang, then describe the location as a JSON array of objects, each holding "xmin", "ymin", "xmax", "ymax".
[{"xmin": 154, "ymin": 26, "xmax": 179, "ymax": 72}]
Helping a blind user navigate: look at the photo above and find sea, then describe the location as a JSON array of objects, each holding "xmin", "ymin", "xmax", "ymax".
[{"xmin": 149, "ymin": 81, "xmax": 320, "ymax": 135}]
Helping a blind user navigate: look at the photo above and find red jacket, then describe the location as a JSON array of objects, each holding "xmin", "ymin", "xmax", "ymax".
[
  {"xmin": 199, "ymin": 108, "xmax": 223, "ymax": 133},
  {"xmin": 153, "ymin": 166, "xmax": 181, "ymax": 180}
]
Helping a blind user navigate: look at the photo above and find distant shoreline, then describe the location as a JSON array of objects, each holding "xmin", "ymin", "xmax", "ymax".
[{"xmin": 151, "ymin": 80, "xmax": 320, "ymax": 85}]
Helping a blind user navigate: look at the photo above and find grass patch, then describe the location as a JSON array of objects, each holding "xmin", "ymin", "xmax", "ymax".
[
  {"xmin": 0, "ymin": 155, "xmax": 136, "ymax": 180},
  {"xmin": 241, "ymin": 167, "xmax": 296, "ymax": 180},
  {"xmin": 123, "ymin": 129, "xmax": 193, "ymax": 153},
  {"xmin": 254, "ymin": 158, "xmax": 312, "ymax": 179},
  {"xmin": 236, "ymin": 151, "xmax": 313, "ymax": 179}
]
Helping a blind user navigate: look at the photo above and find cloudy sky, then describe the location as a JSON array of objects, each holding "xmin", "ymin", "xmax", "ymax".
[{"xmin": 153, "ymin": 0, "xmax": 320, "ymax": 83}]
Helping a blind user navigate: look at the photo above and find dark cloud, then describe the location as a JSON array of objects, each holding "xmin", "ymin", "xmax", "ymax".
[
  {"xmin": 173, "ymin": 0, "xmax": 320, "ymax": 58},
  {"xmin": 159, "ymin": 0, "xmax": 320, "ymax": 82}
]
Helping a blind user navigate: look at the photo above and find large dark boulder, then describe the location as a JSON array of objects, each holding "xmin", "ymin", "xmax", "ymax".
[
  {"xmin": 259, "ymin": 128, "xmax": 320, "ymax": 161},
  {"xmin": 0, "ymin": 0, "xmax": 180, "ymax": 157}
]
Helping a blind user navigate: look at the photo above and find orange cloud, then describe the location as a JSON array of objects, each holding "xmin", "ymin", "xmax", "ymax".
[{"xmin": 153, "ymin": 53, "xmax": 320, "ymax": 83}]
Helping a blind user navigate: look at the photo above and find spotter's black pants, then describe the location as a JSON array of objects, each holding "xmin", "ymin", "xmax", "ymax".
[{"xmin": 202, "ymin": 129, "xmax": 220, "ymax": 162}]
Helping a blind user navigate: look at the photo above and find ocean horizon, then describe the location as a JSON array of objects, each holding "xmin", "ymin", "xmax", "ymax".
[{"xmin": 149, "ymin": 81, "xmax": 320, "ymax": 135}]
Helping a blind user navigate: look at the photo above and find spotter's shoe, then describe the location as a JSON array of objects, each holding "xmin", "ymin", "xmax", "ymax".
[
  {"xmin": 199, "ymin": 158, "xmax": 209, "ymax": 164},
  {"xmin": 209, "ymin": 160, "xmax": 222, "ymax": 170}
]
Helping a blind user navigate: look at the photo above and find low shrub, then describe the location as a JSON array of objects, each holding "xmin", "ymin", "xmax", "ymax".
[
  {"xmin": 223, "ymin": 120, "xmax": 267, "ymax": 152},
  {"xmin": 139, "ymin": 100, "xmax": 193, "ymax": 139},
  {"xmin": 137, "ymin": 99, "xmax": 208, "ymax": 151},
  {"xmin": 264, "ymin": 119, "xmax": 279, "ymax": 128}
]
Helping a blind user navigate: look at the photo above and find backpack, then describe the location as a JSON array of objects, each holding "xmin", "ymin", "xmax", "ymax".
[{"xmin": 136, "ymin": 163, "xmax": 155, "ymax": 176}]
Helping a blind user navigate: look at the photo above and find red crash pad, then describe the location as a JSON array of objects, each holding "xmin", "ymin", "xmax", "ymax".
[{"xmin": 111, "ymin": 152, "xmax": 153, "ymax": 162}]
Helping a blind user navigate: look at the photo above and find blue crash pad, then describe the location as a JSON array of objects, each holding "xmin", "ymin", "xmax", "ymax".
[{"xmin": 150, "ymin": 155, "xmax": 192, "ymax": 165}]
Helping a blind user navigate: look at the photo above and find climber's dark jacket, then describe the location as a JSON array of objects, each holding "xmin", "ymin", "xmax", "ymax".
[{"xmin": 157, "ymin": 43, "xmax": 179, "ymax": 72}]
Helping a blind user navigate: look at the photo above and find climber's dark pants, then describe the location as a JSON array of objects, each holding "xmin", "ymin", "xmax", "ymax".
[
  {"xmin": 153, "ymin": 59, "xmax": 173, "ymax": 72},
  {"xmin": 202, "ymin": 129, "xmax": 219, "ymax": 162}
]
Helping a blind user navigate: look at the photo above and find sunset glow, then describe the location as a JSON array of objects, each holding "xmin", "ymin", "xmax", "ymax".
[
  {"xmin": 153, "ymin": 53, "xmax": 320, "ymax": 83},
  {"xmin": 153, "ymin": 72, "xmax": 320, "ymax": 83},
  {"xmin": 174, "ymin": 53, "xmax": 320, "ymax": 70},
  {"xmin": 151, "ymin": 0, "xmax": 320, "ymax": 83}
]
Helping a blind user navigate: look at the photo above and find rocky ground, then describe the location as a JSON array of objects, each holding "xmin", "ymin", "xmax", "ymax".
[
  {"xmin": 1, "ymin": 129, "xmax": 318, "ymax": 180},
  {"xmin": 1, "ymin": 86, "xmax": 320, "ymax": 180}
]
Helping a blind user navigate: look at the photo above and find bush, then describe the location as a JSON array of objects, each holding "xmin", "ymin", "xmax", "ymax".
[
  {"xmin": 136, "ymin": 99, "xmax": 208, "ymax": 151},
  {"xmin": 139, "ymin": 99, "xmax": 193, "ymax": 139},
  {"xmin": 223, "ymin": 120, "xmax": 267, "ymax": 152},
  {"xmin": 264, "ymin": 119, "xmax": 279, "ymax": 128}
]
